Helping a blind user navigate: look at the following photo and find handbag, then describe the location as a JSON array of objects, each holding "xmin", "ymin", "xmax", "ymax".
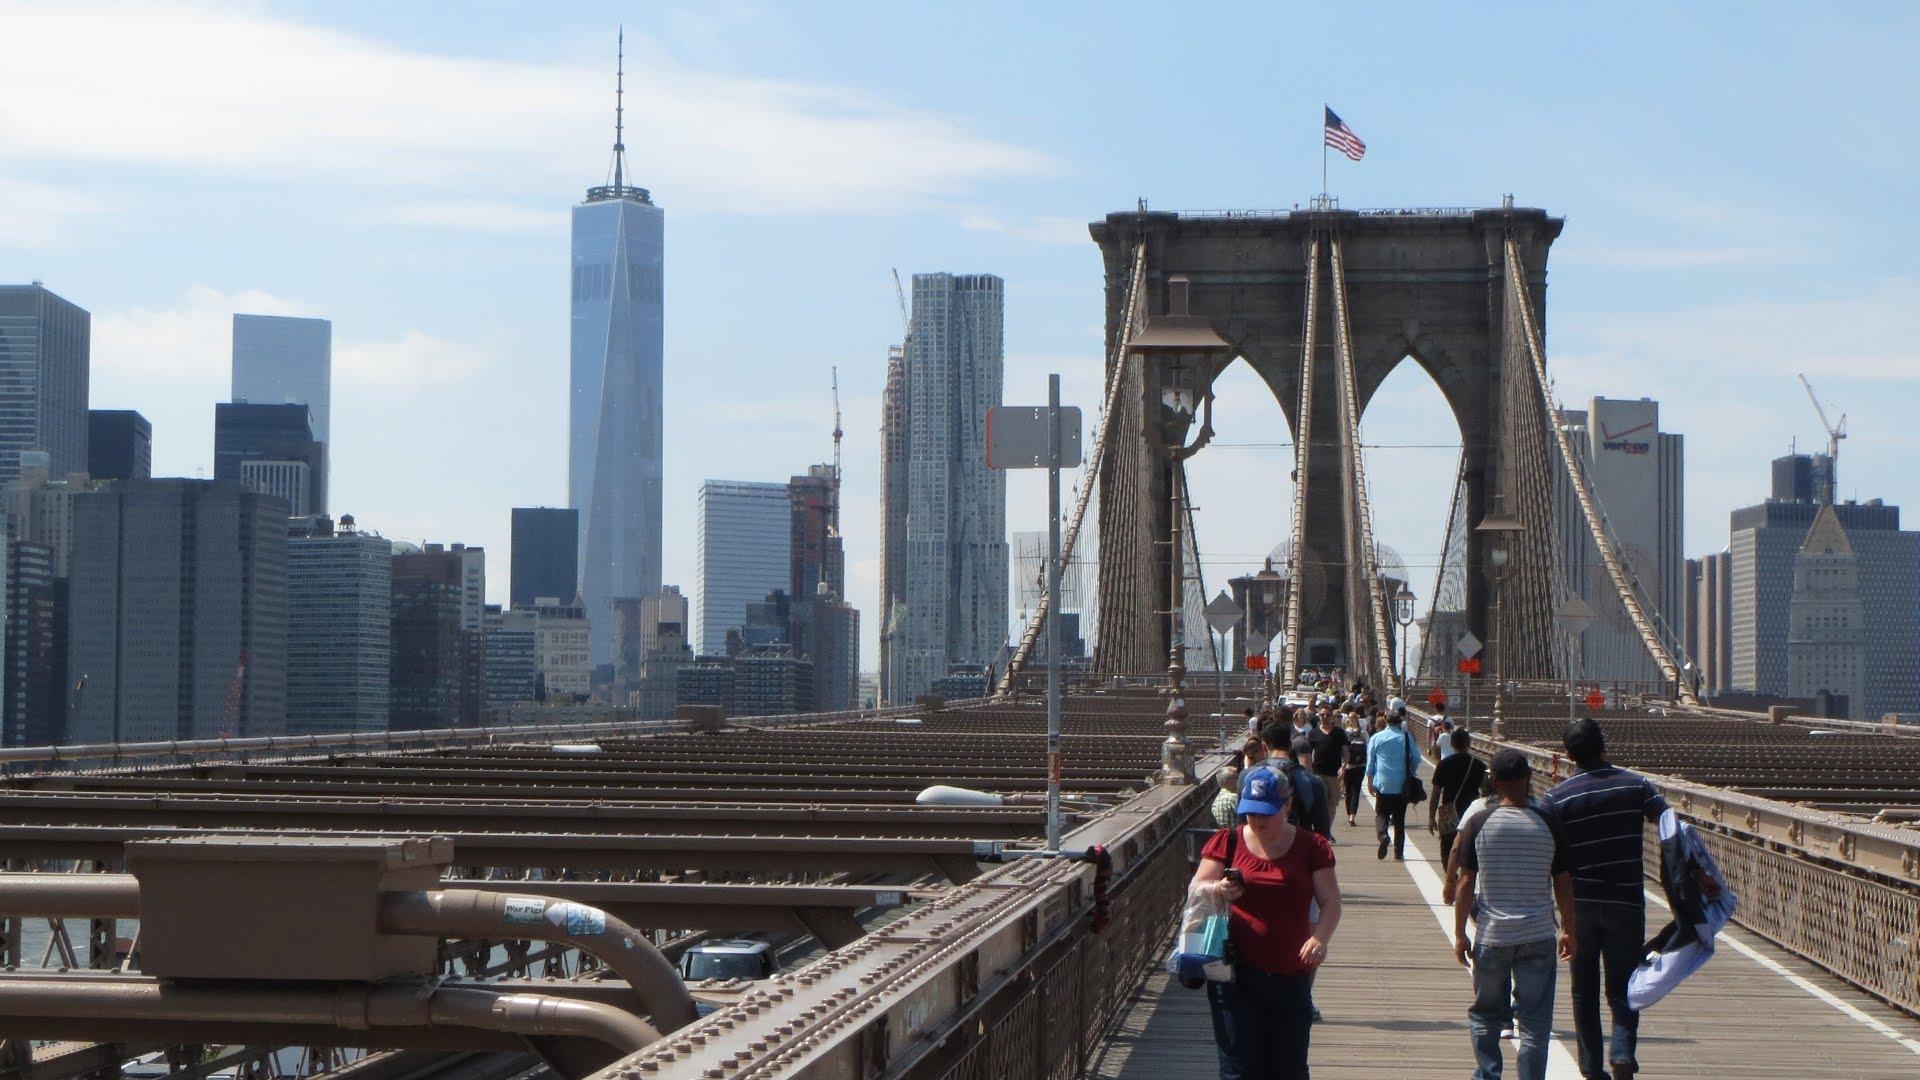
[
  {"xmin": 1167, "ymin": 827, "xmax": 1240, "ymax": 987},
  {"xmin": 1403, "ymin": 732, "xmax": 1428, "ymax": 805}
]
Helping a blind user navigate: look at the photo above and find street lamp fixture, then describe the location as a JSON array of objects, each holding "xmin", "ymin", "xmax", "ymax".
[
  {"xmin": 1475, "ymin": 513, "xmax": 1526, "ymax": 736},
  {"xmin": 1130, "ymin": 275, "xmax": 1235, "ymax": 785},
  {"xmin": 1393, "ymin": 583, "xmax": 1416, "ymax": 690}
]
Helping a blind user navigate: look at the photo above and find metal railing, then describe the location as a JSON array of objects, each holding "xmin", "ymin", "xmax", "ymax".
[
  {"xmin": 1410, "ymin": 701, "xmax": 1920, "ymax": 1016},
  {"xmin": 0, "ymin": 699, "xmax": 996, "ymax": 775}
]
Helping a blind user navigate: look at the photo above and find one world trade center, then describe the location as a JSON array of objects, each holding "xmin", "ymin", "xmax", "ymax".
[{"xmin": 571, "ymin": 34, "xmax": 663, "ymax": 667}]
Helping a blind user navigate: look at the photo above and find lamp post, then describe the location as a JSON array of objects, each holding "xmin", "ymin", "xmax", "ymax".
[
  {"xmin": 1476, "ymin": 513, "xmax": 1526, "ymax": 738},
  {"xmin": 1393, "ymin": 583, "xmax": 1416, "ymax": 693},
  {"xmin": 1130, "ymin": 275, "xmax": 1235, "ymax": 785}
]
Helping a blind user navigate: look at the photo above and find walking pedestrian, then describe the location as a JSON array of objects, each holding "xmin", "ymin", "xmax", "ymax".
[
  {"xmin": 1340, "ymin": 716, "xmax": 1366, "ymax": 827},
  {"xmin": 1452, "ymin": 749, "xmax": 1577, "ymax": 1080},
  {"xmin": 1309, "ymin": 710, "xmax": 1350, "ymax": 827},
  {"xmin": 1430, "ymin": 729, "xmax": 1488, "ymax": 861},
  {"xmin": 1542, "ymin": 718, "xmax": 1668, "ymax": 1080},
  {"xmin": 1365, "ymin": 707, "xmax": 1423, "ymax": 860},
  {"xmin": 1212, "ymin": 764, "xmax": 1243, "ymax": 828},
  {"xmin": 1190, "ymin": 764, "xmax": 1342, "ymax": 1079}
]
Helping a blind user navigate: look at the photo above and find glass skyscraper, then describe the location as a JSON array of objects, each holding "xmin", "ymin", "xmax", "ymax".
[
  {"xmin": 286, "ymin": 518, "xmax": 391, "ymax": 735},
  {"xmin": 570, "ymin": 55, "xmax": 664, "ymax": 667},
  {"xmin": 898, "ymin": 273, "xmax": 1008, "ymax": 702},
  {"xmin": 0, "ymin": 285, "xmax": 89, "ymax": 487},
  {"xmin": 695, "ymin": 481, "xmax": 792, "ymax": 657},
  {"xmin": 232, "ymin": 314, "xmax": 330, "ymax": 500}
]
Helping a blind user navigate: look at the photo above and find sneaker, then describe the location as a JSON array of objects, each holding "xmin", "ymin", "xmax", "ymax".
[
  {"xmin": 1377, "ymin": 838, "xmax": 1389, "ymax": 859},
  {"xmin": 1609, "ymin": 1062, "xmax": 1636, "ymax": 1080},
  {"xmin": 1311, "ymin": 1006, "xmax": 1324, "ymax": 1023},
  {"xmin": 1499, "ymin": 1028, "xmax": 1514, "ymax": 1040}
]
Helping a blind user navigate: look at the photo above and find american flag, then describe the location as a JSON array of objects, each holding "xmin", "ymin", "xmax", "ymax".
[{"xmin": 1324, "ymin": 107, "xmax": 1366, "ymax": 161}]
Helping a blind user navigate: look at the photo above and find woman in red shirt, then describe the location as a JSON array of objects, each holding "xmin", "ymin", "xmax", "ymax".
[{"xmin": 1192, "ymin": 763, "xmax": 1343, "ymax": 1079}]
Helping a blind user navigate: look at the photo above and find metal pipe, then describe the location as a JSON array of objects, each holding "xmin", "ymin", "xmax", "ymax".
[
  {"xmin": 378, "ymin": 889, "xmax": 697, "ymax": 1032},
  {"xmin": 0, "ymin": 873, "xmax": 139, "ymax": 917},
  {"xmin": 0, "ymin": 978, "xmax": 659, "ymax": 1057}
]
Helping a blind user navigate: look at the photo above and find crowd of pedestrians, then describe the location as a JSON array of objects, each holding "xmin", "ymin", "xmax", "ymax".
[{"xmin": 1189, "ymin": 673, "xmax": 1669, "ymax": 1080}]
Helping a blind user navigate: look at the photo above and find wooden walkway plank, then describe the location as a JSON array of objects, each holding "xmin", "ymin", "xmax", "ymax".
[{"xmin": 1092, "ymin": 806, "xmax": 1920, "ymax": 1078}]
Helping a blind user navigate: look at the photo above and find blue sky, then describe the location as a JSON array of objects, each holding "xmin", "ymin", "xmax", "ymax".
[{"xmin": 2, "ymin": 1, "xmax": 1916, "ymax": 668}]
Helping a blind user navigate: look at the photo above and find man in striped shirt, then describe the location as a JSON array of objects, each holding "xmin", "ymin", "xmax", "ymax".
[
  {"xmin": 1541, "ymin": 719, "xmax": 1669, "ymax": 1080},
  {"xmin": 1452, "ymin": 749, "xmax": 1575, "ymax": 1080}
]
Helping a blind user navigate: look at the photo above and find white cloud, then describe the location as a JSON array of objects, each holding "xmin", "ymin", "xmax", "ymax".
[
  {"xmin": 960, "ymin": 212, "xmax": 1091, "ymax": 246},
  {"xmin": 0, "ymin": 176, "xmax": 107, "ymax": 249},
  {"xmin": 368, "ymin": 200, "xmax": 568, "ymax": 233},
  {"xmin": 0, "ymin": 3, "xmax": 1052, "ymax": 215},
  {"xmin": 336, "ymin": 331, "xmax": 492, "ymax": 391},
  {"xmin": 1555, "ymin": 278, "xmax": 1920, "ymax": 383},
  {"xmin": 94, "ymin": 285, "xmax": 310, "ymax": 380}
]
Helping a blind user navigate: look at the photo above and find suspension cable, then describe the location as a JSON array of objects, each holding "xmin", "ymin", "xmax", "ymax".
[
  {"xmin": 1280, "ymin": 237, "xmax": 1319, "ymax": 688},
  {"xmin": 998, "ymin": 242, "xmax": 1148, "ymax": 695},
  {"xmin": 1503, "ymin": 233, "xmax": 1695, "ymax": 704},
  {"xmin": 1329, "ymin": 235, "xmax": 1402, "ymax": 696}
]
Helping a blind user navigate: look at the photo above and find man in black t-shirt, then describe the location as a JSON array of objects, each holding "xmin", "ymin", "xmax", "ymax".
[
  {"xmin": 1429, "ymin": 729, "xmax": 1488, "ymax": 865},
  {"xmin": 1308, "ymin": 711, "xmax": 1351, "ymax": 827}
]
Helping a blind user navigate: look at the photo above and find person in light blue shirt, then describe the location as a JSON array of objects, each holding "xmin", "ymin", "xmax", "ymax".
[{"xmin": 1365, "ymin": 709, "xmax": 1423, "ymax": 861}]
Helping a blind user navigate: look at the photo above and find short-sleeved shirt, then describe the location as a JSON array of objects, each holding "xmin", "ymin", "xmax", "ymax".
[
  {"xmin": 1308, "ymin": 726, "xmax": 1349, "ymax": 775},
  {"xmin": 1200, "ymin": 825, "xmax": 1336, "ymax": 976},
  {"xmin": 1457, "ymin": 802, "xmax": 1568, "ymax": 946},
  {"xmin": 1431, "ymin": 752, "xmax": 1487, "ymax": 815},
  {"xmin": 1541, "ymin": 764, "xmax": 1669, "ymax": 908}
]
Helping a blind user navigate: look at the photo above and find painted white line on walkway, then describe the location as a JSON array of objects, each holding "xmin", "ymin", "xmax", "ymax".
[
  {"xmin": 1640, "ymin": 888, "xmax": 1920, "ymax": 1056},
  {"xmin": 1361, "ymin": 785, "xmax": 1582, "ymax": 1078}
]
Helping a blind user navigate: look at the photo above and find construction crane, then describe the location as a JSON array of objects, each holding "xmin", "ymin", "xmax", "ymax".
[
  {"xmin": 829, "ymin": 366, "xmax": 843, "ymax": 538},
  {"xmin": 1798, "ymin": 373, "xmax": 1847, "ymax": 504},
  {"xmin": 891, "ymin": 268, "xmax": 911, "ymax": 338}
]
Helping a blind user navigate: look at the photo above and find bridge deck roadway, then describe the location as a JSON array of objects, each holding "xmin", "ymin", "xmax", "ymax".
[{"xmin": 1090, "ymin": 797, "xmax": 1920, "ymax": 1079}]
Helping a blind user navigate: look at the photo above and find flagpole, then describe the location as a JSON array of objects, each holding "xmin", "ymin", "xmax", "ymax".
[{"xmin": 1321, "ymin": 104, "xmax": 1328, "ymax": 199}]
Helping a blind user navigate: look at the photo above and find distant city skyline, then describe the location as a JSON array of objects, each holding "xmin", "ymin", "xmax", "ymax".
[{"xmin": 4, "ymin": 4, "xmax": 1919, "ymax": 675}]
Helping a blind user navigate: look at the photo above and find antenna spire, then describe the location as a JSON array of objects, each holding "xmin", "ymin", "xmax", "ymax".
[{"xmin": 612, "ymin": 27, "xmax": 627, "ymax": 191}]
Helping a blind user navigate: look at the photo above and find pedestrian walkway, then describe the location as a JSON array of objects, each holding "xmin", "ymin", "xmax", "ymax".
[{"xmin": 1090, "ymin": 812, "xmax": 1920, "ymax": 1078}]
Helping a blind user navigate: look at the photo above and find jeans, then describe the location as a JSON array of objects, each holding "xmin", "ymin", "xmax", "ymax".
[
  {"xmin": 1206, "ymin": 962, "xmax": 1314, "ymax": 1079},
  {"xmin": 1571, "ymin": 903, "xmax": 1645, "ymax": 1078},
  {"xmin": 1374, "ymin": 792, "xmax": 1408, "ymax": 858},
  {"xmin": 1468, "ymin": 936, "xmax": 1558, "ymax": 1080}
]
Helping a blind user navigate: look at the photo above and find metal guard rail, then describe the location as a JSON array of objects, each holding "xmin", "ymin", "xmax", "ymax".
[
  {"xmin": 1411, "ymin": 706, "xmax": 1920, "ymax": 1016},
  {"xmin": 590, "ymin": 755, "xmax": 1225, "ymax": 1079},
  {"xmin": 0, "ymin": 699, "xmax": 999, "ymax": 773}
]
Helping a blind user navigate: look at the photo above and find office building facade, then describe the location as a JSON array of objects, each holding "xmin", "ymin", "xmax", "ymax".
[
  {"xmin": 87, "ymin": 410, "xmax": 151, "ymax": 481},
  {"xmin": 232, "ymin": 313, "xmax": 330, "ymax": 498},
  {"xmin": 1727, "ymin": 454, "xmax": 1919, "ymax": 721},
  {"xmin": 511, "ymin": 507, "xmax": 579, "ymax": 609},
  {"xmin": 1552, "ymin": 398, "xmax": 1684, "ymax": 684},
  {"xmin": 4, "ymin": 451, "xmax": 89, "ymax": 577},
  {"xmin": 570, "ymin": 117, "xmax": 664, "ymax": 667},
  {"xmin": 286, "ymin": 516, "xmax": 391, "ymax": 735},
  {"xmin": 67, "ymin": 481, "xmax": 289, "ymax": 742},
  {"xmin": 533, "ymin": 599, "xmax": 592, "ymax": 701},
  {"xmin": 390, "ymin": 545, "xmax": 465, "ymax": 730},
  {"xmin": 694, "ymin": 480, "xmax": 791, "ymax": 656},
  {"xmin": 484, "ymin": 606, "xmax": 540, "ymax": 710},
  {"xmin": 878, "ymin": 346, "xmax": 909, "ymax": 704},
  {"xmin": 0, "ymin": 284, "xmax": 89, "ymax": 486},
  {"xmin": 1786, "ymin": 505, "xmax": 1868, "ymax": 716},
  {"xmin": 214, "ymin": 402, "xmax": 325, "ymax": 516},
  {"xmin": 897, "ymin": 273, "xmax": 1007, "ymax": 703},
  {"xmin": 1684, "ymin": 551, "xmax": 1733, "ymax": 698},
  {"xmin": 3, "ymin": 538, "xmax": 66, "ymax": 748}
]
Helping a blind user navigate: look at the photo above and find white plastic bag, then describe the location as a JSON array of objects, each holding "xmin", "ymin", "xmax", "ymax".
[{"xmin": 1165, "ymin": 882, "xmax": 1234, "ymax": 986}]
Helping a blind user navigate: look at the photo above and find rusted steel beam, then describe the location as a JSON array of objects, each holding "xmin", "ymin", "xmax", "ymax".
[
  {"xmin": 0, "ymin": 793, "xmax": 1051, "ymax": 839},
  {"xmin": 0, "ymin": 827, "xmax": 998, "ymax": 882},
  {"xmin": 187, "ymin": 764, "xmax": 1144, "ymax": 793}
]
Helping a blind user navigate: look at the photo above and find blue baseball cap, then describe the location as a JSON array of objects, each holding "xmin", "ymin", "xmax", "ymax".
[{"xmin": 1236, "ymin": 764, "xmax": 1293, "ymax": 817}]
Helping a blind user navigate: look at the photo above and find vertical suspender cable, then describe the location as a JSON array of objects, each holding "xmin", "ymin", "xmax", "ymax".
[
  {"xmin": 1503, "ymin": 234, "xmax": 1694, "ymax": 703},
  {"xmin": 1280, "ymin": 237, "xmax": 1320, "ymax": 688}
]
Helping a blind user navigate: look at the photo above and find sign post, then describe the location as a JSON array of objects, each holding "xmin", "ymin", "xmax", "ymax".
[
  {"xmin": 986, "ymin": 384, "xmax": 1083, "ymax": 853},
  {"xmin": 1204, "ymin": 591, "xmax": 1244, "ymax": 747},
  {"xmin": 1455, "ymin": 632, "xmax": 1484, "ymax": 728}
]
